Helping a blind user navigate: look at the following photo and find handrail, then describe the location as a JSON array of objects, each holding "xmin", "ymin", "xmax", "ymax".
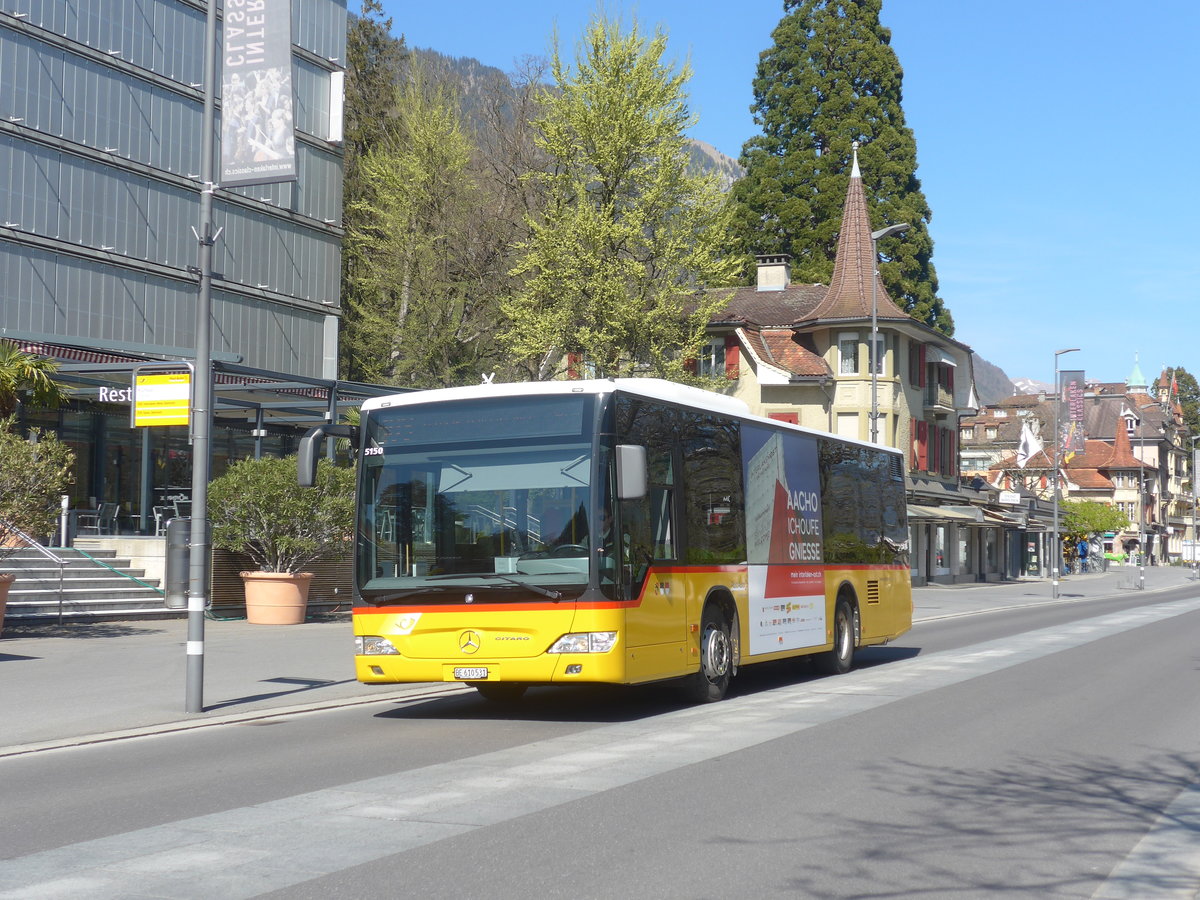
[
  {"xmin": 1, "ymin": 522, "xmax": 67, "ymax": 625},
  {"xmin": 72, "ymin": 548, "xmax": 165, "ymax": 595}
]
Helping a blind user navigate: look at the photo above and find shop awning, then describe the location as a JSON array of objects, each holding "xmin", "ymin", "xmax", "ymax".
[
  {"xmin": 982, "ymin": 509, "xmax": 1025, "ymax": 526},
  {"xmin": 907, "ymin": 504, "xmax": 981, "ymax": 522}
]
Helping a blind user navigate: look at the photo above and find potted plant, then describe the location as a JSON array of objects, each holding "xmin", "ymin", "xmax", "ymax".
[
  {"xmin": 0, "ymin": 417, "xmax": 75, "ymax": 634},
  {"xmin": 208, "ymin": 454, "xmax": 354, "ymax": 624}
]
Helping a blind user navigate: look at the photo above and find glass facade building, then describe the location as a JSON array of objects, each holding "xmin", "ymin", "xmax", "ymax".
[{"xmin": 0, "ymin": 0, "xmax": 355, "ymax": 534}]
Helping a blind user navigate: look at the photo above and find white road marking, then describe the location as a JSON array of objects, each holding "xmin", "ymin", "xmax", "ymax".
[{"xmin": 3, "ymin": 597, "xmax": 1200, "ymax": 899}]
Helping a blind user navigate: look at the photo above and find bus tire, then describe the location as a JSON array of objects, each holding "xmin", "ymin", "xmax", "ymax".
[
  {"xmin": 474, "ymin": 683, "xmax": 527, "ymax": 703},
  {"xmin": 816, "ymin": 597, "xmax": 856, "ymax": 676},
  {"xmin": 681, "ymin": 605, "xmax": 732, "ymax": 703}
]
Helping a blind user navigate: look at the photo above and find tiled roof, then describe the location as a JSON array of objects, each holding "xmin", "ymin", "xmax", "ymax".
[
  {"xmin": 805, "ymin": 152, "xmax": 909, "ymax": 323},
  {"xmin": 741, "ymin": 328, "xmax": 831, "ymax": 377},
  {"xmin": 712, "ymin": 284, "xmax": 827, "ymax": 328},
  {"xmin": 1066, "ymin": 466, "xmax": 1114, "ymax": 490}
]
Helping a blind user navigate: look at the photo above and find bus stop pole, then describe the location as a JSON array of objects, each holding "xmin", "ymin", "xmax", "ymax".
[{"xmin": 186, "ymin": 0, "xmax": 220, "ymax": 714}]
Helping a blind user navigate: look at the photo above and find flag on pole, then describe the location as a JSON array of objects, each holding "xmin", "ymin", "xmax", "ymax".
[{"xmin": 1017, "ymin": 420, "xmax": 1043, "ymax": 468}]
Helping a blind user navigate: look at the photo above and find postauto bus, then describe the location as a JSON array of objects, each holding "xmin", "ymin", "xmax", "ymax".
[{"xmin": 299, "ymin": 378, "xmax": 911, "ymax": 703}]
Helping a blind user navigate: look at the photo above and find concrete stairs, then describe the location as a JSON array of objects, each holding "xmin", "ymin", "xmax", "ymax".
[{"xmin": 1, "ymin": 547, "xmax": 172, "ymax": 623}]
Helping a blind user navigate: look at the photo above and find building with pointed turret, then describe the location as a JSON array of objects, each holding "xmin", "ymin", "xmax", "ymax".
[{"xmin": 705, "ymin": 147, "xmax": 1004, "ymax": 585}]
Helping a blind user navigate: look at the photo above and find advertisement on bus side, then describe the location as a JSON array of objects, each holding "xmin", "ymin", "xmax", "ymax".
[{"xmin": 743, "ymin": 426, "xmax": 826, "ymax": 654}]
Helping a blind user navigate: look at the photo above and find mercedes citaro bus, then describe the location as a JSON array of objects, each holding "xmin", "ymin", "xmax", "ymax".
[{"xmin": 299, "ymin": 378, "xmax": 911, "ymax": 703}]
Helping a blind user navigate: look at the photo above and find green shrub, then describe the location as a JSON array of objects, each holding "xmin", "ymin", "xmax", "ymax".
[
  {"xmin": 0, "ymin": 417, "xmax": 75, "ymax": 557},
  {"xmin": 208, "ymin": 455, "xmax": 354, "ymax": 574}
]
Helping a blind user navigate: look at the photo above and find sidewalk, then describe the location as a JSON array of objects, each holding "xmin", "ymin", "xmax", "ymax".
[{"xmin": 1, "ymin": 565, "xmax": 1196, "ymax": 756}]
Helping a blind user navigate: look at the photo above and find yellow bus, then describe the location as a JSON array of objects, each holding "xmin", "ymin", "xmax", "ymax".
[{"xmin": 299, "ymin": 379, "xmax": 911, "ymax": 703}]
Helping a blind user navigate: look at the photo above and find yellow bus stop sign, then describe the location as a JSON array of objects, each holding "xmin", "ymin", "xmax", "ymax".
[{"xmin": 134, "ymin": 372, "xmax": 191, "ymax": 427}]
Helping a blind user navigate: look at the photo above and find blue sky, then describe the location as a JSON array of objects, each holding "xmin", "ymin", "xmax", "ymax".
[{"xmin": 380, "ymin": 0, "xmax": 1200, "ymax": 387}]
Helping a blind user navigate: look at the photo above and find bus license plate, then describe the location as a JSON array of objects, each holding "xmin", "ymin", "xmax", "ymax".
[{"xmin": 454, "ymin": 667, "xmax": 489, "ymax": 680}]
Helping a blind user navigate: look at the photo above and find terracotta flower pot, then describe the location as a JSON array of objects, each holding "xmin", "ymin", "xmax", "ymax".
[
  {"xmin": 0, "ymin": 572, "xmax": 13, "ymax": 637},
  {"xmin": 240, "ymin": 571, "xmax": 313, "ymax": 625}
]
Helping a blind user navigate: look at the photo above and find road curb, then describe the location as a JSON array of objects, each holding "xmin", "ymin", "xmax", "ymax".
[{"xmin": 0, "ymin": 682, "xmax": 471, "ymax": 759}]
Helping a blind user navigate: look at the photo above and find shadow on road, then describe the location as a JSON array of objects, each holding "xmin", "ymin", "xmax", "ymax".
[{"xmin": 375, "ymin": 643, "xmax": 925, "ymax": 725}]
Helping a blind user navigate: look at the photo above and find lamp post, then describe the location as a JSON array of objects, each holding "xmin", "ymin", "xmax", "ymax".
[
  {"xmin": 1138, "ymin": 448, "xmax": 1146, "ymax": 591},
  {"xmin": 1191, "ymin": 436, "xmax": 1199, "ymax": 580},
  {"xmin": 869, "ymin": 223, "xmax": 909, "ymax": 444},
  {"xmin": 1051, "ymin": 347, "xmax": 1080, "ymax": 599}
]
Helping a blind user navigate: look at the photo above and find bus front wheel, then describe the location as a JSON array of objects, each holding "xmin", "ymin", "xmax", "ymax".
[
  {"xmin": 682, "ymin": 605, "xmax": 732, "ymax": 703},
  {"xmin": 816, "ymin": 598, "xmax": 856, "ymax": 676}
]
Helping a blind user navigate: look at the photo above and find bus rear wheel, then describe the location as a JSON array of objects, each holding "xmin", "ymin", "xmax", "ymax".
[
  {"xmin": 474, "ymin": 683, "xmax": 527, "ymax": 703},
  {"xmin": 816, "ymin": 598, "xmax": 856, "ymax": 676},
  {"xmin": 681, "ymin": 605, "xmax": 732, "ymax": 703}
]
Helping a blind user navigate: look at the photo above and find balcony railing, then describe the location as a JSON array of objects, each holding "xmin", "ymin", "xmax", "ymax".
[{"xmin": 924, "ymin": 384, "xmax": 955, "ymax": 415}]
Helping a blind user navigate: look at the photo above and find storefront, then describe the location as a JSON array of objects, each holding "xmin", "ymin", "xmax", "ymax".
[{"xmin": 12, "ymin": 348, "xmax": 396, "ymax": 538}]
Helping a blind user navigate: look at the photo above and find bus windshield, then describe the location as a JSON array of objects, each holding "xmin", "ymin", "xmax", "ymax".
[{"xmin": 357, "ymin": 394, "xmax": 597, "ymax": 603}]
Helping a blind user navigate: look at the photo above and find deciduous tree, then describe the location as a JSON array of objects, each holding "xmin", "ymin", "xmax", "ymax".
[
  {"xmin": 1165, "ymin": 366, "xmax": 1199, "ymax": 436},
  {"xmin": 342, "ymin": 65, "xmax": 510, "ymax": 387},
  {"xmin": 502, "ymin": 16, "xmax": 739, "ymax": 381},
  {"xmin": 1061, "ymin": 499, "xmax": 1129, "ymax": 536},
  {"xmin": 732, "ymin": 0, "xmax": 952, "ymax": 334}
]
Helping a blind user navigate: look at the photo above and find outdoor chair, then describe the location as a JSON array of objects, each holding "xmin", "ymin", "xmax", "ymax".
[
  {"xmin": 78, "ymin": 502, "xmax": 120, "ymax": 535},
  {"xmin": 153, "ymin": 505, "xmax": 173, "ymax": 535}
]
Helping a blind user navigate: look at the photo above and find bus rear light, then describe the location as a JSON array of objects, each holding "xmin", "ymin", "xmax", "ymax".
[
  {"xmin": 356, "ymin": 636, "xmax": 400, "ymax": 656},
  {"xmin": 548, "ymin": 632, "xmax": 617, "ymax": 654}
]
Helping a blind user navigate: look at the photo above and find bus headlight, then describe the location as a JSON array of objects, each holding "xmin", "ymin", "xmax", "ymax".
[
  {"xmin": 356, "ymin": 636, "xmax": 400, "ymax": 655},
  {"xmin": 548, "ymin": 632, "xmax": 617, "ymax": 653}
]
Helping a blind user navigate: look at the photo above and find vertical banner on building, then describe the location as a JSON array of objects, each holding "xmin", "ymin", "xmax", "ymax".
[
  {"xmin": 1060, "ymin": 369, "xmax": 1086, "ymax": 460},
  {"xmin": 220, "ymin": 0, "xmax": 296, "ymax": 186}
]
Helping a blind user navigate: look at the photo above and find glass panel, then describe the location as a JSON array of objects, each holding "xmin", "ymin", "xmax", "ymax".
[{"xmin": 358, "ymin": 395, "xmax": 595, "ymax": 602}]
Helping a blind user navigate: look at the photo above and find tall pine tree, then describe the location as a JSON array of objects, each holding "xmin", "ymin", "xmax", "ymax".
[{"xmin": 732, "ymin": 0, "xmax": 952, "ymax": 335}]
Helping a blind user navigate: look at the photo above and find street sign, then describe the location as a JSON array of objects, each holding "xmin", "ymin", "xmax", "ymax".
[{"xmin": 133, "ymin": 372, "xmax": 191, "ymax": 427}]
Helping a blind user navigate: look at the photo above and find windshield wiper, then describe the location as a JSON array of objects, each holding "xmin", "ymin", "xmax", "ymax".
[{"xmin": 424, "ymin": 572, "xmax": 562, "ymax": 599}]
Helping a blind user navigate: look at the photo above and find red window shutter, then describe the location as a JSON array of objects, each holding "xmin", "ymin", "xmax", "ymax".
[
  {"xmin": 566, "ymin": 352, "xmax": 581, "ymax": 380},
  {"xmin": 768, "ymin": 412, "xmax": 798, "ymax": 425},
  {"xmin": 910, "ymin": 418, "xmax": 918, "ymax": 470},
  {"xmin": 683, "ymin": 357, "xmax": 697, "ymax": 375},
  {"xmin": 917, "ymin": 421, "xmax": 928, "ymax": 470},
  {"xmin": 932, "ymin": 424, "xmax": 941, "ymax": 473},
  {"xmin": 950, "ymin": 429, "xmax": 958, "ymax": 476},
  {"xmin": 724, "ymin": 335, "xmax": 740, "ymax": 379}
]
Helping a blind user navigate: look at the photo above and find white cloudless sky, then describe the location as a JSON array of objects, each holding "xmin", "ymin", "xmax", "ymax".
[{"xmin": 379, "ymin": 0, "xmax": 1200, "ymax": 387}]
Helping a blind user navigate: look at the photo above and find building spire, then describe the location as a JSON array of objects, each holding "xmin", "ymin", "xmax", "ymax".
[
  {"xmin": 1126, "ymin": 352, "xmax": 1147, "ymax": 393},
  {"xmin": 807, "ymin": 146, "xmax": 908, "ymax": 321}
]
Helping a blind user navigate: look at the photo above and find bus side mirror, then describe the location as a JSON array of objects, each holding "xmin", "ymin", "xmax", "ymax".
[
  {"xmin": 298, "ymin": 423, "xmax": 359, "ymax": 487},
  {"xmin": 616, "ymin": 444, "xmax": 647, "ymax": 500}
]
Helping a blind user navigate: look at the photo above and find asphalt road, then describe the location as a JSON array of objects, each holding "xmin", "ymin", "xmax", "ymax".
[{"xmin": 2, "ymin": 585, "xmax": 1199, "ymax": 898}]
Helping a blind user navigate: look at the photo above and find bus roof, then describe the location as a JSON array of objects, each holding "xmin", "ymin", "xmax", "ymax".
[
  {"xmin": 360, "ymin": 378, "xmax": 751, "ymax": 418},
  {"xmin": 359, "ymin": 378, "xmax": 902, "ymax": 458}
]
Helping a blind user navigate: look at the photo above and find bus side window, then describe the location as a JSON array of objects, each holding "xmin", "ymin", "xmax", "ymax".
[{"xmin": 651, "ymin": 487, "xmax": 674, "ymax": 558}]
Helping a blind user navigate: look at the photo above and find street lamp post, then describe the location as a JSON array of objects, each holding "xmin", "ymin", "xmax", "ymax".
[
  {"xmin": 1192, "ymin": 436, "xmax": 1199, "ymax": 580},
  {"xmin": 869, "ymin": 223, "xmax": 909, "ymax": 444},
  {"xmin": 1051, "ymin": 347, "xmax": 1080, "ymax": 599},
  {"xmin": 1138, "ymin": 451, "xmax": 1146, "ymax": 591}
]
